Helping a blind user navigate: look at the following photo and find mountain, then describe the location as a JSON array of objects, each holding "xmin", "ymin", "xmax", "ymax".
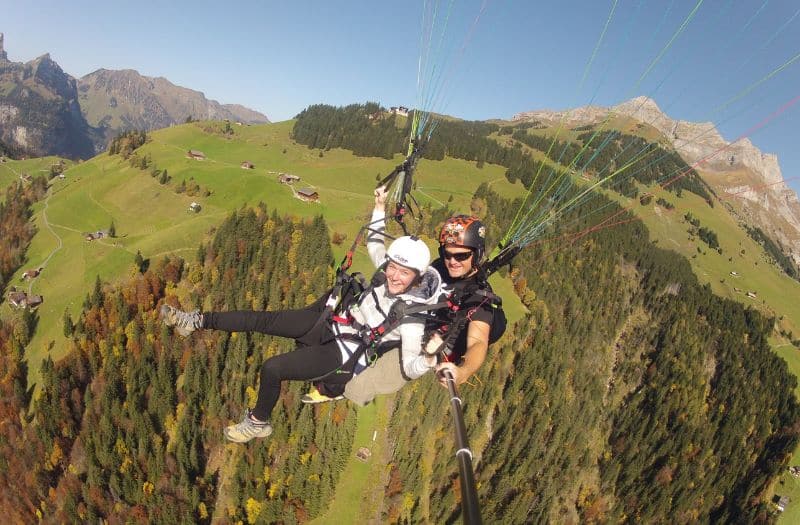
[
  {"xmin": 514, "ymin": 96, "xmax": 800, "ymax": 266},
  {"xmin": 0, "ymin": 34, "xmax": 269, "ymax": 159},
  {"xmin": 0, "ymin": 34, "xmax": 96, "ymax": 159},
  {"xmin": 77, "ymin": 69, "xmax": 270, "ymax": 141}
]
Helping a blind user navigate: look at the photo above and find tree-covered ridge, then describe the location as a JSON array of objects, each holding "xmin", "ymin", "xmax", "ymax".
[
  {"xmin": 0, "ymin": 177, "xmax": 48, "ymax": 293},
  {"xmin": 291, "ymin": 103, "xmax": 713, "ymax": 204},
  {"xmin": 291, "ymin": 102, "xmax": 558, "ymax": 187},
  {"xmin": 383, "ymin": 184, "xmax": 798, "ymax": 523},
  {"xmin": 746, "ymin": 225, "xmax": 800, "ymax": 281},
  {"xmin": 574, "ymin": 130, "xmax": 713, "ymax": 204},
  {"xmin": 107, "ymin": 129, "xmax": 148, "ymax": 158},
  {"xmin": 0, "ymin": 177, "xmax": 48, "ymax": 518},
  {"xmin": 2, "ymin": 206, "xmax": 358, "ymax": 523},
  {"xmin": 291, "ymin": 103, "xmax": 408, "ymax": 159}
]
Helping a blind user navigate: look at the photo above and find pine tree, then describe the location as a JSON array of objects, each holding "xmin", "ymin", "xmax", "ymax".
[
  {"xmin": 63, "ymin": 309, "xmax": 74, "ymax": 337},
  {"xmin": 91, "ymin": 275, "xmax": 104, "ymax": 307},
  {"xmin": 134, "ymin": 250, "xmax": 144, "ymax": 272}
]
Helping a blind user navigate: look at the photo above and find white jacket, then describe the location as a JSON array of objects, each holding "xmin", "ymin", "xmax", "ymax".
[{"xmin": 333, "ymin": 210, "xmax": 442, "ymax": 379}]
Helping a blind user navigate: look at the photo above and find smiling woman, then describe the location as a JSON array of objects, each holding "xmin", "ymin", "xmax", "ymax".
[{"xmin": 384, "ymin": 235, "xmax": 429, "ymax": 294}]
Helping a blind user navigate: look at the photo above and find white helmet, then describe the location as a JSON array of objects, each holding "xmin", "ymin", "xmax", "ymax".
[{"xmin": 386, "ymin": 236, "xmax": 430, "ymax": 274}]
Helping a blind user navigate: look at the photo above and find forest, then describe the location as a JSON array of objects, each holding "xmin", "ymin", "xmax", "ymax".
[
  {"xmin": 0, "ymin": 177, "xmax": 47, "ymax": 291},
  {"xmin": 1, "ymin": 207, "xmax": 359, "ymax": 523},
  {"xmin": 383, "ymin": 183, "xmax": 799, "ymax": 523}
]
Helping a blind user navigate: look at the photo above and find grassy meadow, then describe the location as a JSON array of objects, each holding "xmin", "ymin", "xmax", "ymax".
[{"xmin": 0, "ymin": 155, "xmax": 71, "ymax": 188}]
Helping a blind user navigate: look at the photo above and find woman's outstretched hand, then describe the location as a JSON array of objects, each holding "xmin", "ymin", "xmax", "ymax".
[{"xmin": 374, "ymin": 185, "xmax": 388, "ymax": 211}]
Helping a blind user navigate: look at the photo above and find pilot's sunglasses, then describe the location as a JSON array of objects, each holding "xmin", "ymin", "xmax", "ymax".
[{"xmin": 443, "ymin": 250, "xmax": 473, "ymax": 262}]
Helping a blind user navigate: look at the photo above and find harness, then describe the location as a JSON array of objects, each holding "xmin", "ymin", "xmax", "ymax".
[
  {"xmin": 332, "ymin": 292, "xmax": 441, "ymax": 366},
  {"xmin": 312, "ymin": 140, "xmax": 432, "ymax": 371},
  {"xmin": 323, "ymin": 266, "xmax": 436, "ymax": 372},
  {"xmin": 428, "ymin": 280, "xmax": 504, "ymax": 362},
  {"xmin": 329, "ymin": 269, "xmax": 504, "ymax": 375}
]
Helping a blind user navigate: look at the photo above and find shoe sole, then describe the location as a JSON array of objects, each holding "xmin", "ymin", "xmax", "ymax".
[
  {"xmin": 160, "ymin": 305, "xmax": 196, "ymax": 337},
  {"xmin": 301, "ymin": 395, "xmax": 344, "ymax": 404},
  {"xmin": 224, "ymin": 426, "xmax": 272, "ymax": 443}
]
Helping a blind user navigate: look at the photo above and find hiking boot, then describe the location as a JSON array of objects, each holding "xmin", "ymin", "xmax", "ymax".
[
  {"xmin": 159, "ymin": 304, "xmax": 203, "ymax": 336},
  {"xmin": 301, "ymin": 386, "xmax": 344, "ymax": 404},
  {"xmin": 224, "ymin": 410, "xmax": 273, "ymax": 443}
]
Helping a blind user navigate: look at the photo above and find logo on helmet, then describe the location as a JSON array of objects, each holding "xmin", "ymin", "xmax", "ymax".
[
  {"xmin": 442, "ymin": 222, "xmax": 465, "ymax": 245},
  {"xmin": 478, "ymin": 226, "xmax": 486, "ymax": 238}
]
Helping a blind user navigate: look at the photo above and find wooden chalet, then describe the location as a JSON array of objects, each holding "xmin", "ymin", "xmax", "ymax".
[
  {"xmin": 7, "ymin": 290, "xmax": 43, "ymax": 310},
  {"xmin": 26, "ymin": 294, "xmax": 44, "ymax": 309},
  {"xmin": 84, "ymin": 230, "xmax": 108, "ymax": 241},
  {"xmin": 297, "ymin": 188, "xmax": 319, "ymax": 202},
  {"xmin": 21, "ymin": 268, "xmax": 42, "ymax": 280},
  {"xmin": 390, "ymin": 106, "xmax": 409, "ymax": 117},
  {"xmin": 8, "ymin": 291, "xmax": 26, "ymax": 308},
  {"xmin": 187, "ymin": 150, "xmax": 206, "ymax": 160},
  {"xmin": 278, "ymin": 173, "xmax": 300, "ymax": 184}
]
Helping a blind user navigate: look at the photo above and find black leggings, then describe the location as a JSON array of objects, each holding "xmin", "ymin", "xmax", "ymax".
[{"xmin": 203, "ymin": 298, "xmax": 349, "ymax": 421}]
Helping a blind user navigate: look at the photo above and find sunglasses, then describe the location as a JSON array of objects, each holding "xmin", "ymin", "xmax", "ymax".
[{"xmin": 442, "ymin": 250, "xmax": 473, "ymax": 262}]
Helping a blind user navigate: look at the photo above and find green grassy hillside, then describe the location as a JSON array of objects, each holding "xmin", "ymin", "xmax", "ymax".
[
  {"xmin": 0, "ymin": 156, "xmax": 70, "ymax": 188},
  {"xmin": 610, "ymin": 180, "xmax": 800, "ymax": 337}
]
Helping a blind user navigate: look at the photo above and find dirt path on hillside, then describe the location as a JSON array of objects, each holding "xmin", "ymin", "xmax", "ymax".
[
  {"xmin": 26, "ymin": 180, "xmax": 67, "ymax": 294},
  {"xmin": 415, "ymin": 188, "xmax": 445, "ymax": 206}
]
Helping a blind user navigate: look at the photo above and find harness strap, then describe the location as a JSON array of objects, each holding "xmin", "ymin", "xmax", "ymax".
[{"xmin": 319, "ymin": 273, "xmax": 502, "ymax": 382}]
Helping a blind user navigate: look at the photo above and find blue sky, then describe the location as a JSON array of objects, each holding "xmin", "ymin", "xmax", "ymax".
[{"xmin": 3, "ymin": 0, "xmax": 799, "ymax": 193}]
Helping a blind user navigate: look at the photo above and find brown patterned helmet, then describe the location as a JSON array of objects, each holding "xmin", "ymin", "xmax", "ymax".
[{"xmin": 438, "ymin": 215, "xmax": 486, "ymax": 263}]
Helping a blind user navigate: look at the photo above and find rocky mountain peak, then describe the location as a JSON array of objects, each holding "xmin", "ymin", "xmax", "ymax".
[
  {"xmin": 78, "ymin": 68, "xmax": 270, "ymax": 131},
  {"xmin": 28, "ymin": 53, "xmax": 77, "ymax": 100},
  {"xmin": 513, "ymin": 96, "xmax": 800, "ymax": 265},
  {"xmin": 0, "ymin": 41, "xmax": 269, "ymax": 161},
  {"xmin": 0, "ymin": 38, "xmax": 95, "ymax": 159},
  {"xmin": 616, "ymin": 95, "xmax": 662, "ymax": 114}
]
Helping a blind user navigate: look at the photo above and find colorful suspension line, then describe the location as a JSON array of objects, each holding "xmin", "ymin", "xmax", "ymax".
[
  {"xmin": 506, "ymin": 37, "xmax": 799, "ymax": 251},
  {"xmin": 503, "ymin": 0, "xmax": 705, "ymax": 251},
  {"xmin": 502, "ymin": 0, "xmax": 622, "ymax": 253},
  {"xmin": 528, "ymin": 93, "xmax": 800, "ymax": 257}
]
